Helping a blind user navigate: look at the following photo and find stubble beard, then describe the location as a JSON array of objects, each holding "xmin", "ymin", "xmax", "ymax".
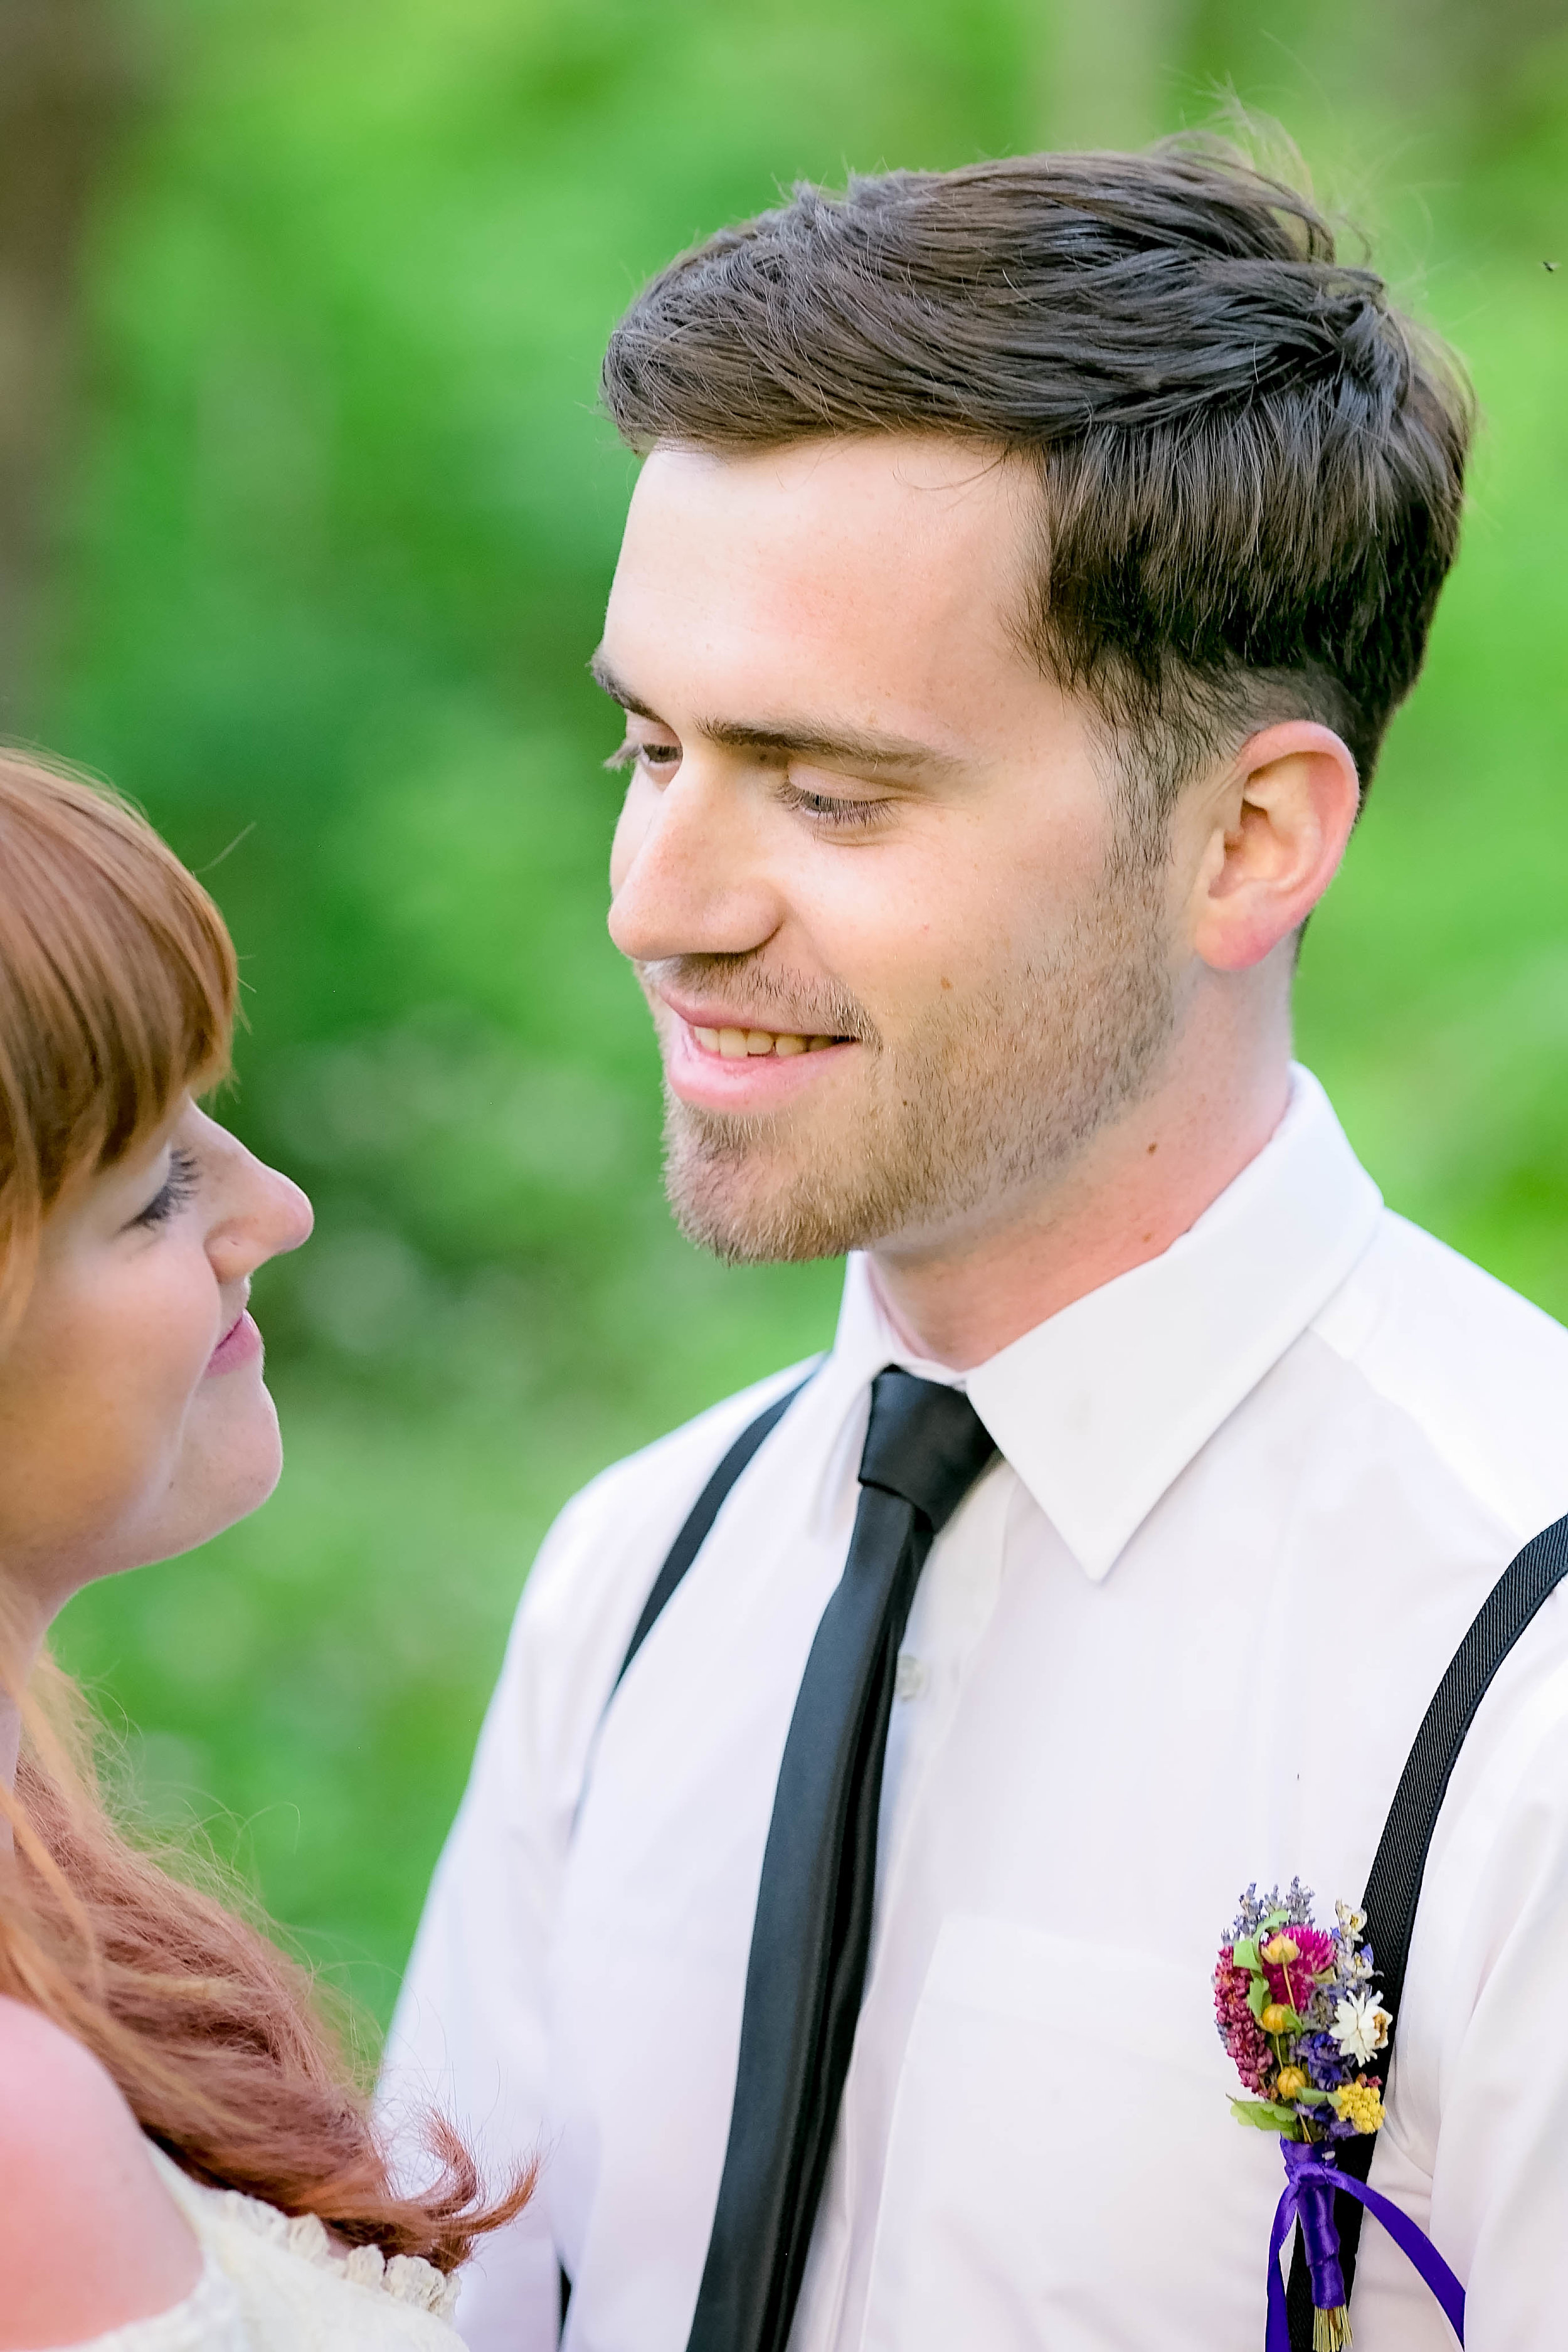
[{"xmin": 658, "ymin": 836, "xmax": 1178, "ymax": 1266}]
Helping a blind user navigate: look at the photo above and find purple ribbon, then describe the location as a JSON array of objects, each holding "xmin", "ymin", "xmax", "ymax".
[{"xmin": 1264, "ymin": 2141, "xmax": 1466, "ymax": 2350}]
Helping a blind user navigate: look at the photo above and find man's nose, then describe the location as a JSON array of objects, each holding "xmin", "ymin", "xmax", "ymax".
[{"xmin": 607, "ymin": 763, "xmax": 784, "ymax": 967}]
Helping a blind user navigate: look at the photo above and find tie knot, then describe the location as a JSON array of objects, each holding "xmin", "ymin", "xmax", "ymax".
[{"xmin": 857, "ymin": 1367, "xmax": 997, "ymax": 1534}]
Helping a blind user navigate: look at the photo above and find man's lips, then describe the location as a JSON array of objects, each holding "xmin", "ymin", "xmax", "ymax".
[
  {"xmin": 657, "ymin": 990, "xmax": 854, "ymax": 1061},
  {"xmin": 658, "ymin": 996, "xmax": 858, "ymax": 1108}
]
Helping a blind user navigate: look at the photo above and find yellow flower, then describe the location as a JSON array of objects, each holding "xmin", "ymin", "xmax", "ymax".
[
  {"xmin": 1276, "ymin": 2066, "xmax": 1308, "ymax": 2099},
  {"xmin": 1332, "ymin": 2080, "xmax": 1385, "ymax": 2134},
  {"xmin": 1261, "ymin": 2003, "xmax": 1291, "ymax": 2034},
  {"xmin": 1261, "ymin": 1933, "xmax": 1300, "ymax": 1965}
]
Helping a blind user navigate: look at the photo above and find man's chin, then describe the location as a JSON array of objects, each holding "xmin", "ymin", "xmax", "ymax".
[
  {"xmin": 662, "ymin": 1109, "xmax": 874, "ymax": 1266},
  {"xmin": 665, "ymin": 1161, "xmax": 846, "ymax": 1266}
]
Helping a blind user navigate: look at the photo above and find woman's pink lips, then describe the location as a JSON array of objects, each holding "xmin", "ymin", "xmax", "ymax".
[
  {"xmin": 664, "ymin": 1016, "xmax": 855, "ymax": 1111},
  {"xmin": 206, "ymin": 1308, "xmax": 262, "ymax": 1375}
]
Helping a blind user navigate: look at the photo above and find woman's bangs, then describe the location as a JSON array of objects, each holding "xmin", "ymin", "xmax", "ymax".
[{"xmin": 0, "ymin": 757, "xmax": 239, "ymax": 1278}]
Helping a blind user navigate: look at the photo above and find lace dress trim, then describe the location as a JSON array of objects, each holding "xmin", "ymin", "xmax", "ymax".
[
  {"xmin": 147, "ymin": 2147, "xmax": 460, "ymax": 2323},
  {"xmin": 203, "ymin": 2190, "xmax": 458, "ymax": 2321}
]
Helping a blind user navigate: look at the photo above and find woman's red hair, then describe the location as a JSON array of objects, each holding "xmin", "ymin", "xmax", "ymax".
[{"xmin": 0, "ymin": 751, "xmax": 529, "ymax": 2266}]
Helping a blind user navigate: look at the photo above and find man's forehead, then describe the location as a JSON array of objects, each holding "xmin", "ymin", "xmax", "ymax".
[
  {"xmin": 606, "ymin": 436, "xmax": 1040, "ymax": 734},
  {"xmin": 627, "ymin": 433, "xmax": 1024, "ymax": 549}
]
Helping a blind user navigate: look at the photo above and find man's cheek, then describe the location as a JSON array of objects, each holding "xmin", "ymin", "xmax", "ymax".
[{"xmin": 608, "ymin": 782, "xmax": 654, "ymax": 895}]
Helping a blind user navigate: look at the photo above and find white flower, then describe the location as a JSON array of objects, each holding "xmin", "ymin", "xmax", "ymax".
[{"xmin": 1332, "ymin": 1991, "xmax": 1392, "ymax": 2065}]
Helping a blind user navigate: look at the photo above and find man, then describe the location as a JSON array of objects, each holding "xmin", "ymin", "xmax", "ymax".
[{"xmin": 383, "ymin": 146, "xmax": 1568, "ymax": 2350}]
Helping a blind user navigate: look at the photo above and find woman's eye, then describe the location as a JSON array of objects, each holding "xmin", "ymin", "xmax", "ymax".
[{"xmin": 131, "ymin": 1145, "xmax": 201, "ymax": 1231}]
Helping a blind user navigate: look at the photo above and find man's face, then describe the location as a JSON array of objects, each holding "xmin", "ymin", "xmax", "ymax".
[{"xmin": 601, "ymin": 434, "xmax": 1183, "ymax": 1266}]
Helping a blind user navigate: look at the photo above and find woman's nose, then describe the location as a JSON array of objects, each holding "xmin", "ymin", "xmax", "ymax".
[
  {"xmin": 210, "ymin": 1147, "xmax": 314, "ymax": 1281},
  {"xmin": 263, "ymin": 1164, "xmax": 315, "ymax": 1259}
]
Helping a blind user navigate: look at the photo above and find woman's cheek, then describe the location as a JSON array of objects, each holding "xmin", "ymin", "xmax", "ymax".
[
  {"xmin": 125, "ymin": 1246, "xmax": 226, "ymax": 1403},
  {"xmin": 81, "ymin": 1251, "xmax": 226, "ymax": 1526}
]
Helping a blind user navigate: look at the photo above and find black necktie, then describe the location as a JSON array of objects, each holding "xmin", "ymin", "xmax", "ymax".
[{"xmin": 686, "ymin": 1369, "xmax": 998, "ymax": 2352}]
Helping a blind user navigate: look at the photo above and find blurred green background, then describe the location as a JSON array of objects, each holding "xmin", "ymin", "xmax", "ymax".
[{"xmin": 11, "ymin": 0, "xmax": 1564, "ymax": 2027}]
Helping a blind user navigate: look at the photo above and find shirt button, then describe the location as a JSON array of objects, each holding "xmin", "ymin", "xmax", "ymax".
[{"xmin": 894, "ymin": 1652, "xmax": 929, "ymax": 1701}]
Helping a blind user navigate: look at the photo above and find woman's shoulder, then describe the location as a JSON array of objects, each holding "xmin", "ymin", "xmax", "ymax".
[
  {"xmin": 0, "ymin": 1995, "xmax": 206, "ymax": 2351},
  {"xmin": 0, "ymin": 1998, "xmax": 461, "ymax": 2351}
]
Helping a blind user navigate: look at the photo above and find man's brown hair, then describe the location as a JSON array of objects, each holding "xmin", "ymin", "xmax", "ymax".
[{"xmin": 601, "ymin": 142, "xmax": 1473, "ymax": 807}]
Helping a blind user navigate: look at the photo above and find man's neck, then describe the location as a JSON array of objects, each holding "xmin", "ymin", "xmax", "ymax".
[{"xmin": 868, "ymin": 1043, "xmax": 1293, "ymax": 1372}]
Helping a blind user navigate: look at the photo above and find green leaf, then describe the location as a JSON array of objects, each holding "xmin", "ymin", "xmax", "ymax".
[
  {"xmin": 1295, "ymin": 2088, "xmax": 1330, "ymax": 2106},
  {"xmin": 1233, "ymin": 1937, "xmax": 1260, "ymax": 1971},
  {"xmin": 1247, "ymin": 1977, "xmax": 1268, "ymax": 2020},
  {"xmin": 1231, "ymin": 2099, "xmax": 1303, "ymax": 2135}
]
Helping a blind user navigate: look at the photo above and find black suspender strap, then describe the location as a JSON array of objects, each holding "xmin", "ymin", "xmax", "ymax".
[
  {"xmin": 613, "ymin": 1375, "xmax": 814, "ymax": 1693},
  {"xmin": 1285, "ymin": 1511, "xmax": 1568, "ymax": 2348},
  {"xmin": 558, "ymin": 1371, "xmax": 814, "ymax": 2341}
]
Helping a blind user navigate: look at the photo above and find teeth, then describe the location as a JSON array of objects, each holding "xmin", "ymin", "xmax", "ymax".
[{"xmin": 692, "ymin": 1022, "xmax": 840, "ymax": 1058}]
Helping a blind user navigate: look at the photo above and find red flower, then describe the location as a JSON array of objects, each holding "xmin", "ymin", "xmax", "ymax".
[
  {"xmin": 1261, "ymin": 1926, "xmax": 1335, "ymax": 2011},
  {"xmin": 1214, "ymin": 1949, "xmax": 1274, "ymax": 2094}
]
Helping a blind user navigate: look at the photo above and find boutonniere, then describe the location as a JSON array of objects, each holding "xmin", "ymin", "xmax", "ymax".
[
  {"xmin": 1215, "ymin": 1881, "xmax": 1466, "ymax": 2351},
  {"xmin": 1215, "ymin": 1880, "xmax": 1389, "ymax": 2158}
]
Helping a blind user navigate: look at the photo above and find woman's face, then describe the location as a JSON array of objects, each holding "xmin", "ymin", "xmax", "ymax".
[{"xmin": 0, "ymin": 1099, "xmax": 313, "ymax": 1616}]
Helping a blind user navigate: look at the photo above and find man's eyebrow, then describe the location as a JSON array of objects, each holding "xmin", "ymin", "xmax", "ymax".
[
  {"xmin": 699, "ymin": 716, "xmax": 962, "ymax": 778},
  {"xmin": 590, "ymin": 653, "xmax": 663, "ymax": 724},
  {"xmin": 589, "ymin": 653, "xmax": 961, "ymax": 779}
]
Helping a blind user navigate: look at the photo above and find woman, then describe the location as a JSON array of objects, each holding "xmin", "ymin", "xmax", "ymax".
[{"xmin": 0, "ymin": 753, "xmax": 527, "ymax": 2349}]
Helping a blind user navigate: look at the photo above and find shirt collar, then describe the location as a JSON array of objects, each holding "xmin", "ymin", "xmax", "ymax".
[{"xmin": 830, "ymin": 1065, "xmax": 1382, "ymax": 1582}]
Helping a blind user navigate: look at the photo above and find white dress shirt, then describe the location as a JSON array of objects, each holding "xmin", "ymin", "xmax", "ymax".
[{"xmin": 383, "ymin": 1067, "xmax": 1568, "ymax": 2352}]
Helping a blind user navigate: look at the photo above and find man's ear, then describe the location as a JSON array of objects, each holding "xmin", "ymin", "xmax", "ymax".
[{"xmin": 1189, "ymin": 722, "xmax": 1362, "ymax": 974}]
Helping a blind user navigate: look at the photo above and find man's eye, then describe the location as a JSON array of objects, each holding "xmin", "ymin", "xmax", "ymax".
[
  {"xmin": 607, "ymin": 737, "xmax": 681, "ymax": 776},
  {"xmin": 130, "ymin": 1145, "xmax": 201, "ymax": 1230},
  {"xmin": 780, "ymin": 781, "xmax": 889, "ymax": 831}
]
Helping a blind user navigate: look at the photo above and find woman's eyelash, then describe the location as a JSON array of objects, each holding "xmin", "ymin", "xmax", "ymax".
[{"xmin": 134, "ymin": 1145, "xmax": 201, "ymax": 1229}]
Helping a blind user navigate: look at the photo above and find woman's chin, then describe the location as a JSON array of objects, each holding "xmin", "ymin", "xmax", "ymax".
[{"xmin": 127, "ymin": 1388, "xmax": 286, "ymax": 1571}]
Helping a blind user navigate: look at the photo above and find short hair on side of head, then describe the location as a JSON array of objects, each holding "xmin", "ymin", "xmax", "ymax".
[{"xmin": 601, "ymin": 138, "xmax": 1475, "ymax": 817}]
